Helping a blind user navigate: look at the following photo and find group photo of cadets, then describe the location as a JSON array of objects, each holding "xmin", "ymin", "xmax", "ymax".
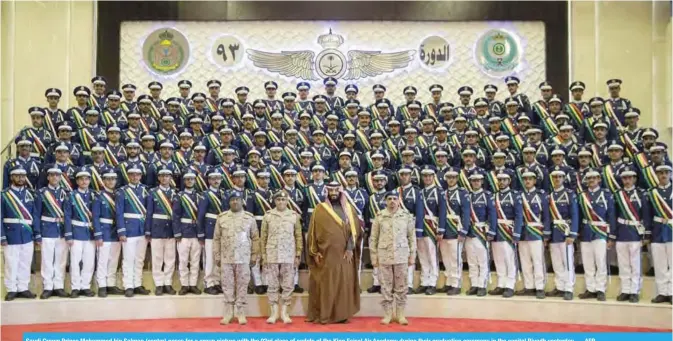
[{"xmin": 1, "ymin": 74, "xmax": 672, "ymax": 308}]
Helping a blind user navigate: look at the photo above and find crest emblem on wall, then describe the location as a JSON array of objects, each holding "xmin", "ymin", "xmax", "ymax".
[
  {"xmin": 142, "ymin": 28, "xmax": 190, "ymax": 76},
  {"xmin": 475, "ymin": 29, "xmax": 521, "ymax": 76},
  {"xmin": 246, "ymin": 29, "xmax": 416, "ymax": 80}
]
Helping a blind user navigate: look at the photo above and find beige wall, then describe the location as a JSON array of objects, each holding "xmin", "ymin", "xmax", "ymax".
[
  {"xmin": 570, "ymin": 0, "xmax": 672, "ymax": 155},
  {"xmin": 1, "ymin": 0, "xmax": 95, "ymax": 150}
]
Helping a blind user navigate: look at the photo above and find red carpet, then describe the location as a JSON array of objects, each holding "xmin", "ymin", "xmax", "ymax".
[{"xmin": 2, "ymin": 317, "xmax": 669, "ymax": 340}]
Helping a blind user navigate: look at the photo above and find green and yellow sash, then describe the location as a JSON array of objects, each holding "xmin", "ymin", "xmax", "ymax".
[
  {"xmin": 2, "ymin": 191, "xmax": 33, "ymax": 231},
  {"xmin": 179, "ymin": 194, "xmax": 198, "ymax": 221},
  {"xmin": 153, "ymin": 190, "xmax": 173, "ymax": 215}
]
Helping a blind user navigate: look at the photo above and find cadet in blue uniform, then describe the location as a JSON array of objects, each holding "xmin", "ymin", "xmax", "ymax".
[
  {"xmin": 1, "ymin": 166, "xmax": 37, "ymax": 301},
  {"xmin": 609, "ymin": 166, "xmax": 651, "ymax": 303},
  {"xmin": 649, "ymin": 165, "xmax": 672, "ymax": 304},
  {"xmin": 66, "ymin": 85, "xmax": 91, "ymax": 130},
  {"xmin": 417, "ymin": 166, "xmax": 445, "ymax": 295},
  {"xmin": 484, "ymin": 84, "xmax": 503, "ymax": 117},
  {"xmin": 145, "ymin": 166, "xmax": 178, "ymax": 295},
  {"xmin": 517, "ymin": 171, "xmax": 551, "ymax": 299},
  {"xmin": 115, "ymin": 165, "xmax": 150, "ymax": 297},
  {"xmin": 304, "ymin": 163, "xmax": 327, "ymax": 230},
  {"xmin": 251, "ymin": 169, "xmax": 273, "ymax": 294},
  {"xmin": 39, "ymin": 143, "xmax": 78, "ymax": 191},
  {"xmin": 504, "ymin": 76, "xmax": 533, "ymax": 123},
  {"xmin": 117, "ymin": 139, "xmax": 147, "ymax": 187},
  {"xmin": 44, "ymin": 87, "xmax": 66, "ymax": 134},
  {"xmin": 147, "ymin": 140, "xmax": 181, "ymax": 189},
  {"xmin": 437, "ymin": 168, "xmax": 471, "ymax": 295},
  {"xmin": 173, "ymin": 171, "xmax": 204, "ymax": 296},
  {"xmin": 605, "ymin": 79, "xmax": 632, "ymax": 125},
  {"xmin": 198, "ymin": 169, "xmax": 226, "ymax": 295},
  {"xmin": 578, "ymin": 169, "xmax": 615, "ymax": 301},
  {"xmin": 21, "ymin": 107, "xmax": 54, "ymax": 161},
  {"xmin": 120, "ymin": 84, "xmax": 138, "ymax": 114},
  {"xmin": 64, "ymin": 167, "xmax": 96, "ymax": 298},
  {"xmin": 280, "ymin": 166, "xmax": 307, "ymax": 292},
  {"xmin": 547, "ymin": 168, "xmax": 579, "ymax": 301},
  {"xmin": 465, "ymin": 173, "xmax": 496, "ymax": 297},
  {"xmin": 395, "ymin": 166, "xmax": 424, "ymax": 294},
  {"xmin": 3, "ymin": 136, "xmax": 41, "ymax": 190},
  {"xmin": 489, "ymin": 172, "xmax": 523, "ymax": 298},
  {"xmin": 92, "ymin": 170, "xmax": 124, "ymax": 297},
  {"xmin": 34, "ymin": 168, "xmax": 68, "ymax": 299},
  {"xmin": 101, "ymin": 90, "xmax": 127, "ymax": 129}
]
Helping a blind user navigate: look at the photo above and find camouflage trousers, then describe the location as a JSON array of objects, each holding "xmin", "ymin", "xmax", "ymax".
[
  {"xmin": 221, "ymin": 263, "xmax": 251, "ymax": 311},
  {"xmin": 265, "ymin": 263, "xmax": 294, "ymax": 306},
  {"xmin": 379, "ymin": 263, "xmax": 408, "ymax": 310}
]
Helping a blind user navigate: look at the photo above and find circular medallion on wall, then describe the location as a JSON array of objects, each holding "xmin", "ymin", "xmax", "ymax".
[
  {"xmin": 475, "ymin": 29, "xmax": 521, "ymax": 76},
  {"xmin": 211, "ymin": 35, "xmax": 244, "ymax": 69},
  {"xmin": 142, "ymin": 28, "xmax": 190, "ymax": 76},
  {"xmin": 418, "ymin": 36, "xmax": 451, "ymax": 70}
]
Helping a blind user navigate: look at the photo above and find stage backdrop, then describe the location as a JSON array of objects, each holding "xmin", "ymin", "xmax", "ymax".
[{"xmin": 120, "ymin": 21, "xmax": 545, "ymax": 104}]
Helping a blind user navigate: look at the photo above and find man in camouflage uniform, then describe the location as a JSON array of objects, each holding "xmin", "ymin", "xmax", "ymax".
[
  {"xmin": 213, "ymin": 193, "xmax": 259, "ymax": 325},
  {"xmin": 369, "ymin": 191, "xmax": 417, "ymax": 325},
  {"xmin": 261, "ymin": 190, "xmax": 303, "ymax": 324}
]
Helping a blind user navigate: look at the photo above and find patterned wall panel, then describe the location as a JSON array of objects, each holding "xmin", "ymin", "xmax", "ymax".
[{"xmin": 120, "ymin": 21, "xmax": 546, "ymax": 105}]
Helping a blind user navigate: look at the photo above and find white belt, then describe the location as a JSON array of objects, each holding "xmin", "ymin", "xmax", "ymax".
[
  {"xmin": 255, "ymin": 215, "xmax": 264, "ymax": 221},
  {"xmin": 474, "ymin": 222, "xmax": 488, "ymax": 228},
  {"xmin": 152, "ymin": 214, "xmax": 170, "ymax": 220},
  {"xmin": 497, "ymin": 219, "xmax": 513, "ymax": 225},
  {"xmin": 100, "ymin": 218, "xmax": 114, "ymax": 225},
  {"xmin": 205, "ymin": 213, "xmax": 218, "ymax": 220},
  {"xmin": 72, "ymin": 220, "xmax": 91, "ymax": 228},
  {"xmin": 654, "ymin": 217, "xmax": 673, "ymax": 225},
  {"xmin": 582, "ymin": 219, "xmax": 608, "ymax": 227},
  {"xmin": 617, "ymin": 218, "xmax": 640, "ymax": 226},
  {"xmin": 41, "ymin": 216, "xmax": 60, "ymax": 223},
  {"xmin": 307, "ymin": 208, "xmax": 314, "ymax": 213},
  {"xmin": 447, "ymin": 214, "xmax": 460, "ymax": 220},
  {"xmin": 527, "ymin": 222, "xmax": 543, "ymax": 227},
  {"xmin": 124, "ymin": 213, "xmax": 144, "ymax": 219},
  {"xmin": 180, "ymin": 218, "xmax": 197, "ymax": 224},
  {"xmin": 3, "ymin": 218, "xmax": 33, "ymax": 225},
  {"xmin": 553, "ymin": 219, "xmax": 569, "ymax": 225}
]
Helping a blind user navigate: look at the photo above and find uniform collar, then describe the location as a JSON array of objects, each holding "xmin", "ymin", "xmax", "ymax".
[
  {"xmin": 623, "ymin": 185, "xmax": 636, "ymax": 191},
  {"xmin": 402, "ymin": 183, "xmax": 412, "ymax": 189},
  {"xmin": 284, "ymin": 185, "xmax": 296, "ymax": 191},
  {"xmin": 313, "ymin": 180, "xmax": 324, "ymax": 186},
  {"xmin": 447, "ymin": 185, "xmax": 458, "ymax": 191},
  {"xmin": 159, "ymin": 185, "xmax": 171, "ymax": 191},
  {"xmin": 184, "ymin": 188, "xmax": 194, "ymax": 194},
  {"xmin": 588, "ymin": 185, "xmax": 601, "ymax": 193},
  {"xmin": 659, "ymin": 182, "xmax": 671, "ymax": 190},
  {"xmin": 10, "ymin": 185, "xmax": 23, "ymax": 191},
  {"xmin": 77, "ymin": 188, "xmax": 89, "ymax": 194},
  {"xmin": 48, "ymin": 185, "xmax": 59, "ymax": 191},
  {"xmin": 553, "ymin": 186, "xmax": 565, "ymax": 192},
  {"xmin": 233, "ymin": 186, "xmax": 243, "ymax": 191},
  {"xmin": 524, "ymin": 187, "xmax": 536, "ymax": 194}
]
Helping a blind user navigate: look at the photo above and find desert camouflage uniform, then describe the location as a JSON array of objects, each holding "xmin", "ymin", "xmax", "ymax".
[
  {"xmin": 213, "ymin": 210, "xmax": 259, "ymax": 311},
  {"xmin": 260, "ymin": 208, "xmax": 303, "ymax": 306},
  {"xmin": 369, "ymin": 208, "xmax": 417, "ymax": 310}
]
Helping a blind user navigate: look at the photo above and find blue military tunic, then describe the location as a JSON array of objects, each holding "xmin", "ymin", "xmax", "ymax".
[
  {"xmin": 100, "ymin": 107, "xmax": 128, "ymax": 130},
  {"xmin": 172, "ymin": 188, "xmax": 203, "ymax": 240},
  {"xmin": 397, "ymin": 184, "xmax": 424, "ymax": 236},
  {"xmin": 420, "ymin": 184, "xmax": 446, "ymax": 238},
  {"xmin": 92, "ymin": 188, "xmax": 118, "ymax": 242},
  {"xmin": 197, "ymin": 187, "xmax": 226, "ymax": 240},
  {"xmin": 34, "ymin": 186, "xmax": 67, "ymax": 241},
  {"xmin": 3, "ymin": 156, "xmax": 41, "ymax": 190},
  {"xmin": 648, "ymin": 183, "xmax": 672, "ymax": 243},
  {"xmin": 20, "ymin": 127, "xmax": 53, "ymax": 160},
  {"xmin": 548, "ymin": 187, "xmax": 580, "ymax": 243},
  {"xmin": 579, "ymin": 187, "xmax": 616, "ymax": 242},
  {"xmin": 468, "ymin": 189, "xmax": 497, "ymax": 241},
  {"xmin": 145, "ymin": 186, "xmax": 177, "ymax": 239},
  {"xmin": 115, "ymin": 183, "xmax": 149, "ymax": 238},
  {"xmin": 252, "ymin": 187, "xmax": 274, "ymax": 228},
  {"xmin": 611, "ymin": 186, "xmax": 651, "ymax": 242},
  {"xmin": 303, "ymin": 182, "xmax": 326, "ymax": 230},
  {"xmin": 64, "ymin": 189, "xmax": 95, "ymax": 241},
  {"xmin": 344, "ymin": 186, "xmax": 368, "ymax": 223},
  {"xmin": 441, "ymin": 186, "xmax": 471, "ymax": 239},
  {"xmin": 493, "ymin": 188, "xmax": 523, "ymax": 243},
  {"xmin": 38, "ymin": 163, "xmax": 77, "ymax": 192},
  {"xmin": 520, "ymin": 188, "xmax": 551, "ymax": 241},
  {"xmin": 117, "ymin": 158, "xmax": 147, "ymax": 187},
  {"xmin": 0, "ymin": 187, "xmax": 36, "ymax": 245}
]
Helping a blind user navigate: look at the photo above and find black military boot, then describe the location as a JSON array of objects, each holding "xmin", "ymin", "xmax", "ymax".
[
  {"xmin": 488, "ymin": 287, "xmax": 504, "ymax": 296},
  {"xmin": 134, "ymin": 286, "xmax": 150, "ymax": 295},
  {"xmin": 546, "ymin": 289, "xmax": 564, "ymax": 297},
  {"xmin": 40, "ymin": 290, "xmax": 53, "ymax": 300},
  {"xmin": 124, "ymin": 289, "xmax": 134, "ymax": 297},
  {"xmin": 293, "ymin": 285, "xmax": 304, "ymax": 293},
  {"xmin": 477, "ymin": 288, "xmax": 487, "ymax": 296},
  {"xmin": 70, "ymin": 289, "xmax": 80, "ymax": 298},
  {"xmin": 107, "ymin": 287, "xmax": 124, "ymax": 295},
  {"xmin": 502, "ymin": 288, "xmax": 514, "ymax": 298},
  {"xmin": 189, "ymin": 286, "xmax": 202, "ymax": 295},
  {"xmin": 563, "ymin": 291, "xmax": 574, "ymax": 301},
  {"xmin": 596, "ymin": 291, "xmax": 606, "ymax": 301},
  {"xmin": 98, "ymin": 287, "xmax": 108, "ymax": 298},
  {"xmin": 447, "ymin": 287, "xmax": 461, "ymax": 295},
  {"xmin": 5, "ymin": 292, "xmax": 17, "ymax": 301},
  {"xmin": 425, "ymin": 287, "xmax": 437, "ymax": 295},
  {"xmin": 178, "ymin": 286, "xmax": 189, "ymax": 296},
  {"xmin": 204, "ymin": 286, "xmax": 218, "ymax": 295},
  {"xmin": 155, "ymin": 286, "xmax": 164, "ymax": 296},
  {"xmin": 54, "ymin": 289, "xmax": 69, "ymax": 297},
  {"xmin": 629, "ymin": 294, "xmax": 639, "ymax": 303},
  {"xmin": 535, "ymin": 290, "xmax": 545, "ymax": 299},
  {"xmin": 437, "ymin": 286, "xmax": 451, "ymax": 293},
  {"xmin": 81, "ymin": 289, "xmax": 95, "ymax": 297},
  {"xmin": 616, "ymin": 293, "xmax": 630, "ymax": 301},
  {"xmin": 18, "ymin": 290, "xmax": 36, "ymax": 299},
  {"xmin": 578, "ymin": 290, "xmax": 597, "ymax": 299},
  {"xmin": 215, "ymin": 285, "xmax": 223, "ymax": 293},
  {"xmin": 367, "ymin": 285, "xmax": 381, "ymax": 293},
  {"xmin": 414, "ymin": 286, "xmax": 427, "ymax": 294},
  {"xmin": 254, "ymin": 286, "xmax": 265, "ymax": 295},
  {"xmin": 466, "ymin": 287, "xmax": 478, "ymax": 295},
  {"xmin": 407, "ymin": 287, "xmax": 414, "ymax": 295},
  {"xmin": 164, "ymin": 285, "xmax": 177, "ymax": 295},
  {"xmin": 651, "ymin": 295, "xmax": 669, "ymax": 303}
]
